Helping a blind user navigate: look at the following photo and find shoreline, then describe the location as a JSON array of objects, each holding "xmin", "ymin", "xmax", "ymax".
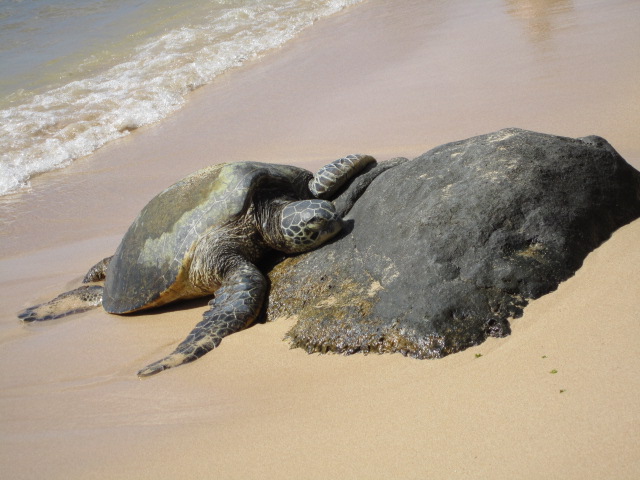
[
  {"xmin": 2, "ymin": 1, "xmax": 639, "ymax": 478},
  {"xmin": 2, "ymin": 0, "xmax": 639, "ymax": 258}
]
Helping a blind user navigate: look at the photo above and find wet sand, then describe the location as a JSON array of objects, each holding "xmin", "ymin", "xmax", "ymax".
[{"xmin": 1, "ymin": 0, "xmax": 639, "ymax": 478}]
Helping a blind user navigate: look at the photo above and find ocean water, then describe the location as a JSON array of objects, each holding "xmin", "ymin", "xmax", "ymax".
[{"xmin": 0, "ymin": 0, "xmax": 364, "ymax": 196}]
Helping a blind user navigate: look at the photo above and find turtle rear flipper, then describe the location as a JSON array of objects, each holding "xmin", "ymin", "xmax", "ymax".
[
  {"xmin": 83, "ymin": 256, "xmax": 113, "ymax": 283},
  {"xmin": 18, "ymin": 285, "xmax": 103, "ymax": 322},
  {"xmin": 137, "ymin": 258, "xmax": 266, "ymax": 377}
]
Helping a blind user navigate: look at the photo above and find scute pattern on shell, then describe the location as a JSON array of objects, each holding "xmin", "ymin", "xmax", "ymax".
[{"xmin": 102, "ymin": 162, "xmax": 312, "ymax": 314}]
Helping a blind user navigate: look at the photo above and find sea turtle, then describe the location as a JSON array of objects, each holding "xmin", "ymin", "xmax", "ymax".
[{"xmin": 19, "ymin": 155, "xmax": 376, "ymax": 377}]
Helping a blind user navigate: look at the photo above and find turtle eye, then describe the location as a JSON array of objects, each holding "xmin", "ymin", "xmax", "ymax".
[
  {"xmin": 306, "ymin": 213, "xmax": 332, "ymax": 230},
  {"xmin": 305, "ymin": 218, "xmax": 324, "ymax": 231}
]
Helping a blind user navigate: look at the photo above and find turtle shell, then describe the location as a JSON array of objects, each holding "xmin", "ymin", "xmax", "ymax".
[{"xmin": 103, "ymin": 162, "xmax": 312, "ymax": 314}]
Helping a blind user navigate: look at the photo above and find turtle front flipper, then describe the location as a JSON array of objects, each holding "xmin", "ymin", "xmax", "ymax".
[
  {"xmin": 137, "ymin": 260, "xmax": 267, "ymax": 377},
  {"xmin": 18, "ymin": 285, "xmax": 103, "ymax": 322},
  {"xmin": 309, "ymin": 154, "xmax": 376, "ymax": 198},
  {"xmin": 332, "ymin": 156, "xmax": 410, "ymax": 217}
]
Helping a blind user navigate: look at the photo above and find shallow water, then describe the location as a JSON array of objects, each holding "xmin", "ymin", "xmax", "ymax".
[{"xmin": 0, "ymin": 0, "xmax": 364, "ymax": 196}]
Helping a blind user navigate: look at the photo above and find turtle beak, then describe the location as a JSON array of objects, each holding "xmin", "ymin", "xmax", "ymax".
[{"xmin": 318, "ymin": 216, "xmax": 343, "ymax": 240}]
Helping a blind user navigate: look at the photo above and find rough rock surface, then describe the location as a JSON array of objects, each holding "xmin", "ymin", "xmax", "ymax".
[{"xmin": 265, "ymin": 128, "xmax": 640, "ymax": 358}]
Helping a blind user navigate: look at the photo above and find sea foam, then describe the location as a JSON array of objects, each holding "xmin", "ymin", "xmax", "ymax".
[{"xmin": 0, "ymin": 0, "xmax": 363, "ymax": 196}]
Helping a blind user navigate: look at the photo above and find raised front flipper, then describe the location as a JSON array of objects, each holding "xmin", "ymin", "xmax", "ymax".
[
  {"xmin": 332, "ymin": 156, "xmax": 410, "ymax": 217},
  {"xmin": 18, "ymin": 285, "xmax": 103, "ymax": 322},
  {"xmin": 137, "ymin": 260, "xmax": 267, "ymax": 377},
  {"xmin": 309, "ymin": 154, "xmax": 376, "ymax": 199}
]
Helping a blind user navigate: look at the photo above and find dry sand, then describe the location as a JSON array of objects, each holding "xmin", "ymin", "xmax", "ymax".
[{"xmin": 1, "ymin": 0, "xmax": 639, "ymax": 478}]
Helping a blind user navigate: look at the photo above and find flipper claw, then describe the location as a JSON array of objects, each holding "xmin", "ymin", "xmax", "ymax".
[
  {"xmin": 18, "ymin": 307, "xmax": 40, "ymax": 322},
  {"xmin": 137, "ymin": 360, "xmax": 171, "ymax": 378}
]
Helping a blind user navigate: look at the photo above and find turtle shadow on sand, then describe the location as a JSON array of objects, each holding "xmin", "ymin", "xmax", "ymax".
[{"xmin": 19, "ymin": 129, "xmax": 640, "ymax": 376}]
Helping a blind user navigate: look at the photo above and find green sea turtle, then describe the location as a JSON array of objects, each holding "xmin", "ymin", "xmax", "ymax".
[{"xmin": 19, "ymin": 155, "xmax": 376, "ymax": 377}]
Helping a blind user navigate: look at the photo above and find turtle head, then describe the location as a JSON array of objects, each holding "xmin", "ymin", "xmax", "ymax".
[{"xmin": 273, "ymin": 199, "xmax": 342, "ymax": 254}]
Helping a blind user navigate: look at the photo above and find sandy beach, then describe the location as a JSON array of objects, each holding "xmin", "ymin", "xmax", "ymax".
[{"xmin": 1, "ymin": 0, "xmax": 639, "ymax": 478}]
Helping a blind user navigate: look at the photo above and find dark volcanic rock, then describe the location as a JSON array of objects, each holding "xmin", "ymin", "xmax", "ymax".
[{"xmin": 266, "ymin": 128, "xmax": 640, "ymax": 358}]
